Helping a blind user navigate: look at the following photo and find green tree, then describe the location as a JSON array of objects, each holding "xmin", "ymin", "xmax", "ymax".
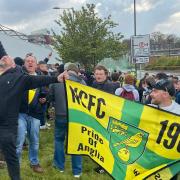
[{"xmin": 53, "ymin": 4, "xmax": 127, "ymax": 70}]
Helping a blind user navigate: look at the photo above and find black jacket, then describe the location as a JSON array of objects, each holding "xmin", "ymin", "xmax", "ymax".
[
  {"xmin": 0, "ymin": 68, "xmax": 58, "ymax": 130},
  {"xmin": 92, "ymin": 80, "xmax": 114, "ymax": 94},
  {"xmin": 19, "ymin": 86, "xmax": 48, "ymax": 120},
  {"xmin": 19, "ymin": 68, "xmax": 49, "ymax": 120}
]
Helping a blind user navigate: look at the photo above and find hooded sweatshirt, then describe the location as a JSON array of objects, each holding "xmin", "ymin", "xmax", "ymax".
[{"xmin": 115, "ymin": 84, "xmax": 139, "ymax": 102}]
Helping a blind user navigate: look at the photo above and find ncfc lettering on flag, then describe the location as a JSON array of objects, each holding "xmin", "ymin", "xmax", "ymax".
[{"xmin": 65, "ymin": 80, "xmax": 180, "ymax": 180}]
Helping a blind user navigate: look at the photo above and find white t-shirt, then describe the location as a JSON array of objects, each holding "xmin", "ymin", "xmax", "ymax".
[{"xmin": 150, "ymin": 101, "xmax": 180, "ymax": 115}]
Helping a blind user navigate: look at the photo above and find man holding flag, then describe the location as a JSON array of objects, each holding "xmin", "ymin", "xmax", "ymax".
[
  {"xmin": 65, "ymin": 75, "xmax": 180, "ymax": 179},
  {"xmin": 149, "ymin": 79, "xmax": 180, "ymax": 180},
  {"xmin": 0, "ymin": 41, "xmax": 65, "ymax": 180}
]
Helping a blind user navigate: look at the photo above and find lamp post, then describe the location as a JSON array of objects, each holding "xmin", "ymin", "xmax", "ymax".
[
  {"xmin": 53, "ymin": 7, "xmax": 73, "ymax": 10},
  {"xmin": 133, "ymin": 0, "xmax": 138, "ymax": 77},
  {"xmin": 134, "ymin": 0, "xmax": 136, "ymax": 36}
]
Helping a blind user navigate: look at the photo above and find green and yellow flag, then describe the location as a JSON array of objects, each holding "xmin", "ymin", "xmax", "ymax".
[{"xmin": 65, "ymin": 80, "xmax": 180, "ymax": 180}]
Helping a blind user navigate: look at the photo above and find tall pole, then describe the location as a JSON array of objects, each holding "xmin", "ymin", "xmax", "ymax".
[
  {"xmin": 134, "ymin": 0, "xmax": 138, "ymax": 78},
  {"xmin": 134, "ymin": 0, "xmax": 137, "ymax": 36}
]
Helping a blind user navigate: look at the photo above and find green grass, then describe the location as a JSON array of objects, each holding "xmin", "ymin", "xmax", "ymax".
[{"xmin": 0, "ymin": 122, "xmax": 112, "ymax": 180}]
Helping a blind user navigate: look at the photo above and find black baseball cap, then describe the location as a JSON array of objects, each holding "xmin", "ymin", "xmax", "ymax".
[
  {"xmin": 153, "ymin": 79, "xmax": 175, "ymax": 97},
  {"xmin": 155, "ymin": 72, "xmax": 168, "ymax": 80}
]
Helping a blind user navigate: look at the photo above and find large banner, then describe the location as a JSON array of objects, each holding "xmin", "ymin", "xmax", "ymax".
[{"xmin": 65, "ymin": 80, "xmax": 180, "ymax": 179}]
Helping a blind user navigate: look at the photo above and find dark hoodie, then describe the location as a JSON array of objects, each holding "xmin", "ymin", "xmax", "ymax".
[
  {"xmin": 0, "ymin": 68, "xmax": 58, "ymax": 130},
  {"xmin": 92, "ymin": 80, "xmax": 114, "ymax": 94},
  {"xmin": 49, "ymin": 72, "xmax": 86, "ymax": 119}
]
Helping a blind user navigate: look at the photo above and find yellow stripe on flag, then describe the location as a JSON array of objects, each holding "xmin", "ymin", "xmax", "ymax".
[
  {"xmin": 66, "ymin": 81, "xmax": 124, "ymax": 129},
  {"xmin": 68, "ymin": 123, "xmax": 114, "ymax": 174},
  {"xmin": 133, "ymin": 163, "xmax": 173, "ymax": 180},
  {"xmin": 65, "ymin": 80, "xmax": 180, "ymax": 180},
  {"xmin": 125, "ymin": 163, "xmax": 147, "ymax": 180},
  {"xmin": 139, "ymin": 106, "xmax": 180, "ymax": 159},
  {"xmin": 146, "ymin": 168, "xmax": 173, "ymax": 180}
]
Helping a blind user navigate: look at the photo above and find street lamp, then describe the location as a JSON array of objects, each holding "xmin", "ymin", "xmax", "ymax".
[
  {"xmin": 133, "ymin": 0, "xmax": 138, "ymax": 77},
  {"xmin": 53, "ymin": 6, "xmax": 74, "ymax": 20},
  {"xmin": 53, "ymin": 6, "xmax": 73, "ymax": 10},
  {"xmin": 134, "ymin": 0, "xmax": 136, "ymax": 36}
]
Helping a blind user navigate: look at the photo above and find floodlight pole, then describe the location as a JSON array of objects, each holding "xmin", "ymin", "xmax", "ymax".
[
  {"xmin": 134, "ymin": 0, "xmax": 138, "ymax": 78},
  {"xmin": 134, "ymin": 0, "xmax": 137, "ymax": 36}
]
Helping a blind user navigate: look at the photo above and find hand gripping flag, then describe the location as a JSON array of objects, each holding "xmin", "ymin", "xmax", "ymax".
[{"xmin": 65, "ymin": 80, "xmax": 180, "ymax": 180}]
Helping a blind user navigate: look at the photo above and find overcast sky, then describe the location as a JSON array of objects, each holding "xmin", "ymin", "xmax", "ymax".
[{"xmin": 0, "ymin": 0, "xmax": 180, "ymax": 38}]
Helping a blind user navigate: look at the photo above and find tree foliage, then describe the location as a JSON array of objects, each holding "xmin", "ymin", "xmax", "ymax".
[{"xmin": 53, "ymin": 4, "xmax": 127, "ymax": 69}]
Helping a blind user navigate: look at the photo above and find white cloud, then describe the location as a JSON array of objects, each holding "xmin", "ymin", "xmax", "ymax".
[
  {"xmin": 70, "ymin": 0, "xmax": 86, "ymax": 3},
  {"xmin": 0, "ymin": 0, "xmax": 89, "ymax": 34},
  {"xmin": 94, "ymin": 2, "xmax": 102, "ymax": 14},
  {"xmin": 124, "ymin": 0, "xmax": 163, "ymax": 13},
  {"xmin": 4, "ymin": 9, "xmax": 57, "ymax": 34},
  {"xmin": 172, "ymin": 1, "xmax": 180, "ymax": 11},
  {"xmin": 154, "ymin": 11, "xmax": 180, "ymax": 34},
  {"xmin": 0, "ymin": 0, "xmax": 180, "ymax": 37}
]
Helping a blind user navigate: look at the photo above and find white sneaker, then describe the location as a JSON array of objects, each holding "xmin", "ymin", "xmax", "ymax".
[
  {"xmin": 46, "ymin": 123, "xmax": 51, "ymax": 127},
  {"xmin": 40, "ymin": 125, "xmax": 46, "ymax": 129},
  {"xmin": 74, "ymin": 174, "xmax": 81, "ymax": 178}
]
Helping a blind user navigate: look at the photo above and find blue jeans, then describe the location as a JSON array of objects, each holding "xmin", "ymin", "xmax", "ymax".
[
  {"xmin": 16, "ymin": 113, "xmax": 40, "ymax": 165},
  {"xmin": 53, "ymin": 117, "xmax": 82, "ymax": 175}
]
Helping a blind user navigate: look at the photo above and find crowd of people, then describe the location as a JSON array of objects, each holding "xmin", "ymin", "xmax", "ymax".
[{"xmin": 0, "ymin": 41, "xmax": 179, "ymax": 180}]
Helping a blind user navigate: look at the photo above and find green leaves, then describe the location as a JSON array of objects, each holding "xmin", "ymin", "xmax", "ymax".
[{"xmin": 53, "ymin": 4, "xmax": 127, "ymax": 70}]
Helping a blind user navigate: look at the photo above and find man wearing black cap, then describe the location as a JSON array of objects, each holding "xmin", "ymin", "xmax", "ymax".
[
  {"xmin": 155, "ymin": 72, "xmax": 168, "ymax": 82},
  {"xmin": 149, "ymin": 79, "xmax": 180, "ymax": 115},
  {"xmin": 0, "ymin": 41, "xmax": 66, "ymax": 180},
  {"xmin": 150, "ymin": 79, "xmax": 180, "ymax": 179}
]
